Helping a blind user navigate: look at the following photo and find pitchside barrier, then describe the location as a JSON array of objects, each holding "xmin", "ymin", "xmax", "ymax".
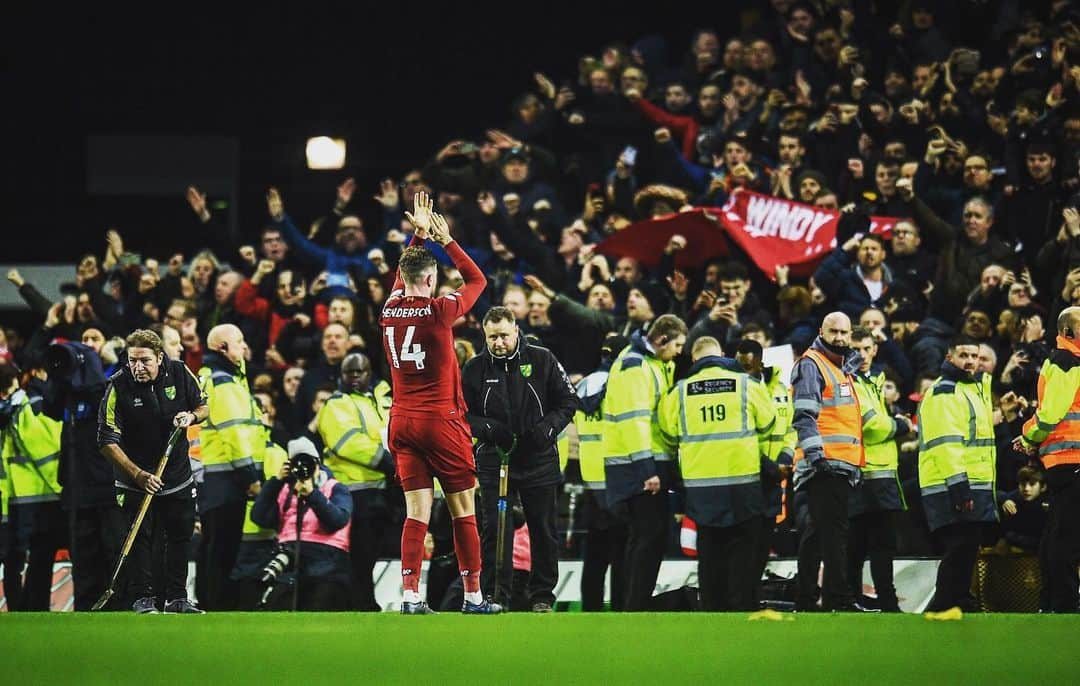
[{"xmin": 2, "ymin": 552, "xmax": 1045, "ymax": 612}]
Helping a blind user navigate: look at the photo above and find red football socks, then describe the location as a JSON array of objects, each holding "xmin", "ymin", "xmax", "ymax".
[
  {"xmin": 452, "ymin": 514, "xmax": 482, "ymax": 593},
  {"xmin": 400, "ymin": 517, "xmax": 428, "ymax": 593}
]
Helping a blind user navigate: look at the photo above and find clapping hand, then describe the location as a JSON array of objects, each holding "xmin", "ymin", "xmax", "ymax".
[{"xmin": 405, "ymin": 190, "xmax": 434, "ymax": 239}]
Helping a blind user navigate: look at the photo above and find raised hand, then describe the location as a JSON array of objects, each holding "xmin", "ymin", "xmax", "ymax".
[
  {"xmin": 374, "ymin": 179, "xmax": 400, "ymax": 210},
  {"xmin": 255, "ymin": 259, "xmax": 276, "ymax": 277},
  {"xmin": 664, "ymin": 234, "xmax": 687, "ymax": 254},
  {"xmin": 186, "ymin": 186, "xmax": 209, "ymax": 220},
  {"xmin": 428, "ymin": 211, "xmax": 453, "ymax": 246},
  {"xmin": 524, "ymin": 274, "xmax": 554, "ymax": 299},
  {"xmin": 106, "ymin": 229, "xmax": 125, "ymax": 257},
  {"xmin": 238, "ymin": 245, "xmax": 257, "ymax": 265},
  {"xmin": 486, "ymin": 129, "xmax": 521, "ymax": 150},
  {"xmin": 336, "ymin": 177, "xmax": 356, "ymax": 210},
  {"xmin": 7, "ymin": 268, "xmax": 24, "ymax": 288},
  {"xmin": 1065, "ymin": 207, "xmax": 1080, "ymax": 237},
  {"xmin": 405, "ymin": 190, "xmax": 434, "ymax": 238},
  {"xmin": 477, "ymin": 191, "xmax": 497, "ymax": 216},
  {"xmin": 666, "ymin": 270, "xmax": 689, "ymax": 300},
  {"xmin": 267, "ymin": 188, "xmax": 284, "ymax": 221},
  {"xmin": 534, "ymin": 72, "xmax": 556, "ymax": 100}
]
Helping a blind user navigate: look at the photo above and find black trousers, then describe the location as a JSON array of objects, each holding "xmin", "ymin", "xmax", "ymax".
[
  {"xmin": 798, "ymin": 473, "xmax": 854, "ymax": 610},
  {"xmin": 927, "ymin": 522, "xmax": 980, "ymax": 612},
  {"xmin": 122, "ymin": 488, "xmax": 196, "ymax": 604},
  {"xmin": 348, "ymin": 490, "xmax": 390, "ymax": 611},
  {"xmin": 698, "ymin": 517, "xmax": 762, "ymax": 611},
  {"xmin": 3, "ymin": 501, "xmax": 68, "ymax": 611},
  {"xmin": 623, "ymin": 491, "xmax": 669, "ymax": 611},
  {"xmin": 752, "ymin": 515, "xmax": 776, "ymax": 604},
  {"xmin": 477, "ymin": 470, "xmax": 559, "ymax": 608},
  {"xmin": 581, "ymin": 491, "xmax": 628, "ymax": 611},
  {"xmin": 1041, "ymin": 474, "xmax": 1080, "ymax": 612},
  {"xmin": 71, "ymin": 504, "xmax": 126, "ymax": 611},
  {"xmin": 848, "ymin": 510, "xmax": 899, "ymax": 609},
  {"xmin": 198, "ymin": 499, "xmax": 246, "ymax": 610}
]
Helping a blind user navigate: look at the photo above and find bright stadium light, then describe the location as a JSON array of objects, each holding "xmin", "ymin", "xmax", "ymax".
[{"xmin": 305, "ymin": 136, "xmax": 346, "ymax": 170}]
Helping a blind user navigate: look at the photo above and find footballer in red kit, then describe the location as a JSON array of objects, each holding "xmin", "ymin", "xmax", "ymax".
[{"xmin": 379, "ymin": 190, "xmax": 501, "ymax": 614}]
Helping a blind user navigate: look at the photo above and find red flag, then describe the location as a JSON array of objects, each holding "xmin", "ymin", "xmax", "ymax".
[
  {"xmin": 595, "ymin": 209, "xmax": 732, "ymax": 270},
  {"xmin": 597, "ymin": 189, "xmax": 901, "ymax": 279}
]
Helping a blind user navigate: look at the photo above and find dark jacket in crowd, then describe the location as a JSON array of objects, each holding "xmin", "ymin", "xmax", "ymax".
[{"xmin": 462, "ymin": 337, "xmax": 578, "ymax": 487}]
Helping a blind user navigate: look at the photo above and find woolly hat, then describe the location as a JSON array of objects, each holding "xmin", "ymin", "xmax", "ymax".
[{"xmin": 631, "ymin": 280, "xmax": 670, "ymax": 317}]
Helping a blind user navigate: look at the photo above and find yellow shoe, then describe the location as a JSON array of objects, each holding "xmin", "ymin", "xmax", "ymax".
[
  {"xmin": 924, "ymin": 606, "xmax": 963, "ymax": 621},
  {"xmin": 748, "ymin": 609, "xmax": 786, "ymax": 621}
]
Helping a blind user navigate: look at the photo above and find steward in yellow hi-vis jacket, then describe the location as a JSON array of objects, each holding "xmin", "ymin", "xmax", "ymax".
[
  {"xmin": 1, "ymin": 367, "xmax": 65, "ymax": 611},
  {"xmin": 198, "ymin": 324, "xmax": 263, "ymax": 611},
  {"xmin": 847, "ymin": 328, "xmax": 913, "ymax": 612},
  {"xmin": 602, "ymin": 316, "xmax": 687, "ymax": 611},
  {"xmin": 316, "ymin": 352, "xmax": 394, "ymax": 611},
  {"xmin": 574, "ymin": 334, "xmax": 630, "ymax": 612},
  {"xmin": 1016, "ymin": 307, "xmax": 1080, "ymax": 611},
  {"xmin": 917, "ymin": 336, "xmax": 996, "ymax": 612},
  {"xmin": 659, "ymin": 336, "xmax": 774, "ymax": 610}
]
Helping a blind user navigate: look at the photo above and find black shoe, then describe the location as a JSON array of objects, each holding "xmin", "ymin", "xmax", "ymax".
[
  {"xmin": 531, "ymin": 602, "xmax": 553, "ymax": 613},
  {"xmin": 132, "ymin": 597, "xmax": 159, "ymax": 614},
  {"xmin": 401, "ymin": 601, "xmax": 437, "ymax": 615},
  {"xmin": 831, "ymin": 602, "xmax": 881, "ymax": 613},
  {"xmin": 163, "ymin": 598, "xmax": 205, "ymax": 614}
]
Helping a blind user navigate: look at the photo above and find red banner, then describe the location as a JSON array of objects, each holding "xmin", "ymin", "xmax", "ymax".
[{"xmin": 597, "ymin": 189, "xmax": 901, "ymax": 279}]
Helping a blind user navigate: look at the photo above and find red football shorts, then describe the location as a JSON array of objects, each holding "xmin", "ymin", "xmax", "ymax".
[{"xmin": 389, "ymin": 414, "xmax": 477, "ymax": 493}]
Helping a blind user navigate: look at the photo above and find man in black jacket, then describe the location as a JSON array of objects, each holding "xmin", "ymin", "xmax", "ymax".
[{"xmin": 462, "ymin": 306, "xmax": 578, "ymax": 611}]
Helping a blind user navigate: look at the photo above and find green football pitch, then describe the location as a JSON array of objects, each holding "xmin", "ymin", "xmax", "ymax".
[{"xmin": 3, "ymin": 612, "xmax": 1076, "ymax": 684}]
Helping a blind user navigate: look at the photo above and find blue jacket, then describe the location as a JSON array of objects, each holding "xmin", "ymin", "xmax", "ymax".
[
  {"xmin": 813, "ymin": 247, "xmax": 893, "ymax": 322},
  {"xmin": 276, "ymin": 213, "xmax": 375, "ymax": 282}
]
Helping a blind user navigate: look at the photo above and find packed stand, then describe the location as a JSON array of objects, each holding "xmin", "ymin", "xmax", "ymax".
[{"xmin": 3, "ymin": 0, "xmax": 1080, "ymax": 612}]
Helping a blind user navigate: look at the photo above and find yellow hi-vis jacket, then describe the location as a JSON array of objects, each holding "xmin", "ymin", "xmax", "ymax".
[
  {"xmin": 603, "ymin": 334, "xmax": 675, "ymax": 505},
  {"xmin": 658, "ymin": 355, "xmax": 775, "ymax": 527},
  {"xmin": 316, "ymin": 390, "xmax": 390, "ymax": 490},
  {"xmin": 916, "ymin": 364, "xmax": 997, "ymax": 532},
  {"xmin": 1, "ymin": 391, "xmax": 62, "ymax": 506}
]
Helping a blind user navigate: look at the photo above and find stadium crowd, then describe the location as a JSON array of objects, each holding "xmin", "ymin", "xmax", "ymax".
[{"xmin": 3, "ymin": 0, "xmax": 1080, "ymax": 612}]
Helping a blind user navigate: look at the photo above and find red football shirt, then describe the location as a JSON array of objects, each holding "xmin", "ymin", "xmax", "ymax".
[{"xmin": 380, "ymin": 239, "xmax": 486, "ymax": 419}]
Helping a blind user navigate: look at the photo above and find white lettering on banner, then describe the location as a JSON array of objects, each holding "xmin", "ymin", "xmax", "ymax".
[
  {"xmin": 741, "ymin": 194, "xmax": 835, "ymax": 245},
  {"xmin": 803, "ymin": 212, "xmax": 833, "ymax": 244},
  {"xmin": 744, "ymin": 194, "xmax": 773, "ymax": 235}
]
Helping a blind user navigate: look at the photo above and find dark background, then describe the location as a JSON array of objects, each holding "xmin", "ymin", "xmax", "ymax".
[{"xmin": 3, "ymin": 5, "xmax": 757, "ymax": 264}]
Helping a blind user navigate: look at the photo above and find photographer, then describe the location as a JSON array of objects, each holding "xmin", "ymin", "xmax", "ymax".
[
  {"xmin": 462, "ymin": 306, "xmax": 578, "ymax": 611},
  {"xmin": 251, "ymin": 437, "xmax": 352, "ymax": 611}
]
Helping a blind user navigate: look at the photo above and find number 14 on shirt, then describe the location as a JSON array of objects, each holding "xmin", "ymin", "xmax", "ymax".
[{"xmin": 386, "ymin": 325, "xmax": 427, "ymax": 370}]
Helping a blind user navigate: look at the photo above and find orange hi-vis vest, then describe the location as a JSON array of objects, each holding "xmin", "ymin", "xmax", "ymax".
[
  {"xmin": 800, "ymin": 349, "xmax": 865, "ymax": 468},
  {"xmin": 1024, "ymin": 336, "xmax": 1080, "ymax": 469}
]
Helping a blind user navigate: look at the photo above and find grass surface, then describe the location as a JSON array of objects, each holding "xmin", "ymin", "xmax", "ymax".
[{"xmin": 3, "ymin": 612, "xmax": 1077, "ymax": 684}]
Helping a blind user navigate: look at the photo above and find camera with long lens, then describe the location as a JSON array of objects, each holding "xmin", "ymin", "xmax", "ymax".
[
  {"xmin": 289, "ymin": 452, "xmax": 319, "ymax": 482},
  {"xmin": 46, "ymin": 342, "xmax": 107, "ymax": 394},
  {"xmin": 260, "ymin": 545, "xmax": 295, "ymax": 583}
]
